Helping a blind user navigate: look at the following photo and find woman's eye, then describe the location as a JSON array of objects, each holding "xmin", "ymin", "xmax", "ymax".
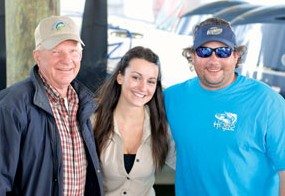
[{"xmin": 148, "ymin": 80, "xmax": 156, "ymax": 85}]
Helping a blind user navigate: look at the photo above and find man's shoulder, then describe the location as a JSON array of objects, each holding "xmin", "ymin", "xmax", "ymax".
[
  {"xmin": 238, "ymin": 75, "xmax": 285, "ymax": 103},
  {"xmin": 72, "ymin": 80, "xmax": 95, "ymax": 97},
  {"xmin": 240, "ymin": 75, "xmax": 279, "ymax": 93},
  {"xmin": 0, "ymin": 78, "xmax": 34, "ymax": 106},
  {"xmin": 72, "ymin": 80, "xmax": 96, "ymax": 114}
]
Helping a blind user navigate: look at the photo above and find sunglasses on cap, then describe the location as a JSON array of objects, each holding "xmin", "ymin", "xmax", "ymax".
[{"xmin": 196, "ymin": 47, "xmax": 233, "ymax": 58}]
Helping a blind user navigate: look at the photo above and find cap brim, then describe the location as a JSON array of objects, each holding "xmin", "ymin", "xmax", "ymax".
[
  {"xmin": 41, "ymin": 34, "xmax": 85, "ymax": 49},
  {"xmin": 194, "ymin": 37, "xmax": 235, "ymax": 49}
]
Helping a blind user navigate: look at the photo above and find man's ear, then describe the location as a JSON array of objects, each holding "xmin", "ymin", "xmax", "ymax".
[
  {"xmin": 190, "ymin": 53, "xmax": 195, "ymax": 64},
  {"xmin": 233, "ymin": 50, "xmax": 241, "ymax": 62},
  {"xmin": 33, "ymin": 50, "xmax": 40, "ymax": 64}
]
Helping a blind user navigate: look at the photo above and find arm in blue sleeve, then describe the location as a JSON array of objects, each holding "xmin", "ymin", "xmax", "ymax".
[
  {"xmin": 0, "ymin": 106, "xmax": 23, "ymax": 194},
  {"xmin": 266, "ymin": 95, "xmax": 285, "ymax": 170}
]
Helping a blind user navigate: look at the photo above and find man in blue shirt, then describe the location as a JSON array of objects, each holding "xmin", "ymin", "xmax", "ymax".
[{"xmin": 164, "ymin": 17, "xmax": 285, "ymax": 195}]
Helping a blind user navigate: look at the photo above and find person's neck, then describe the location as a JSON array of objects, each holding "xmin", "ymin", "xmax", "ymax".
[
  {"xmin": 49, "ymin": 85, "xmax": 68, "ymax": 98},
  {"xmin": 38, "ymin": 70, "xmax": 69, "ymax": 98},
  {"xmin": 56, "ymin": 88, "xmax": 68, "ymax": 98},
  {"xmin": 114, "ymin": 101, "xmax": 145, "ymax": 154},
  {"xmin": 114, "ymin": 102, "xmax": 144, "ymax": 123},
  {"xmin": 201, "ymin": 72, "xmax": 237, "ymax": 90}
]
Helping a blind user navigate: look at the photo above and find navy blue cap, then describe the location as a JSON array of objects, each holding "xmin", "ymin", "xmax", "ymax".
[{"xmin": 193, "ymin": 24, "xmax": 236, "ymax": 49}]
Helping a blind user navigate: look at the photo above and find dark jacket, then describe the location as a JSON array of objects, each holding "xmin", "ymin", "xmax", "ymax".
[{"xmin": 0, "ymin": 66, "xmax": 104, "ymax": 195}]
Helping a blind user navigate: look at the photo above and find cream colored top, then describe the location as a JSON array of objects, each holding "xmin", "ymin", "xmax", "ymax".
[{"xmin": 100, "ymin": 108, "xmax": 155, "ymax": 196}]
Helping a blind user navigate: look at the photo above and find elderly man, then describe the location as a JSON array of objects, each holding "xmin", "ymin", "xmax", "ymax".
[{"xmin": 0, "ymin": 16, "xmax": 103, "ymax": 195}]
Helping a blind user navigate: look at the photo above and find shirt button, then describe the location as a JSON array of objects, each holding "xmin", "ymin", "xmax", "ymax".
[
  {"xmin": 136, "ymin": 159, "xmax": 140, "ymax": 162},
  {"xmin": 126, "ymin": 177, "xmax": 130, "ymax": 180},
  {"xmin": 123, "ymin": 191, "xmax": 127, "ymax": 195},
  {"xmin": 97, "ymin": 169, "xmax": 101, "ymax": 173}
]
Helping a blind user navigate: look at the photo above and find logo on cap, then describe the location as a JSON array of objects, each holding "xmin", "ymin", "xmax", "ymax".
[
  {"xmin": 207, "ymin": 27, "xmax": 223, "ymax": 36},
  {"xmin": 54, "ymin": 21, "xmax": 66, "ymax": 31}
]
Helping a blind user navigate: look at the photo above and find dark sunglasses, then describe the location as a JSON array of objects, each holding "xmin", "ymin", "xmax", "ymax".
[{"xmin": 196, "ymin": 47, "xmax": 233, "ymax": 58}]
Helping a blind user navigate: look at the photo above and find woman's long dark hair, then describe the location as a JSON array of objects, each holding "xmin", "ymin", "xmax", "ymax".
[{"xmin": 93, "ymin": 46, "xmax": 169, "ymax": 170}]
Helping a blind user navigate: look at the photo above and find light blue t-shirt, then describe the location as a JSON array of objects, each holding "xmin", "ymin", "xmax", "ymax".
[{"xmin": 164, "ymin": 74, "xmax": 285, "ymax": 195}]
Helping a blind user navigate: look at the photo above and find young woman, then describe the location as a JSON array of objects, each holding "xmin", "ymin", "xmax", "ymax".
[{"xmin": 93, "ymin": 46, "xmax": 173, "ymax": 195}]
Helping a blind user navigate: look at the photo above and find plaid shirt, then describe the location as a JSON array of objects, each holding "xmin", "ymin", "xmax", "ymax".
[{"xmin": 41, "ymin": 74, "xmax": 87, "ymax": 196}]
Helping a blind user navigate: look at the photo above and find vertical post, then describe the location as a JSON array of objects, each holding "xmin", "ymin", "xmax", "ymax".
[
  {"xmin": 5, "ymin": 0, "xmax": 59, "ymax": 86},
  {"xmin": 0, "ymin": 0, "xmax": 5, "ymax": 90},
  {"xmin": 78, "ymin": 0, "xmax": 108, "ymax": 92}
]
